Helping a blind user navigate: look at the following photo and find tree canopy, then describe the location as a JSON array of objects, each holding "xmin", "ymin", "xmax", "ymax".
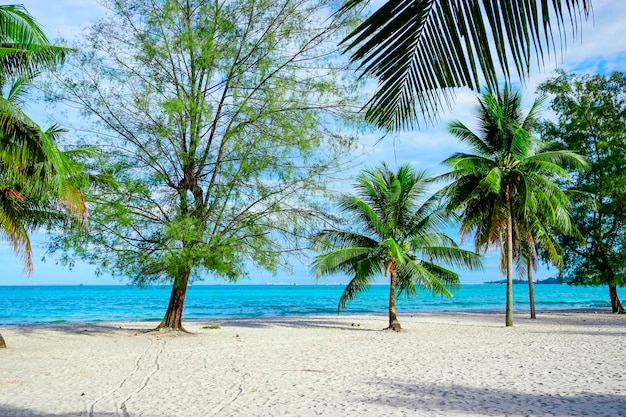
[{"xmin": 538, "ymin": 71, "xmax": 626, "ymax": 313}]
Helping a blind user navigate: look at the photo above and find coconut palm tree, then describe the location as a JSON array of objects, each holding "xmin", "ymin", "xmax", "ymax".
[
  {"xmin": 439, "ymin": 87, "xmax": 587, "ymax": 326},
  {"xmin": 0, "ymin": 5, "xmax": 87, "ymax": 349},
  {"xmin": 339, "ymin": 0, "xmax": 592, "ymax": 130},
  {"xmin": 1, "ymin": 5, "xmax": 85, "ymax": 273},
  {"xmin": 516, "ymin": 203, "xmax": 578, "ymax": 319},
  {"xmin": 312, "ymin": 163, "xmax": 483, "ymax": 330}
]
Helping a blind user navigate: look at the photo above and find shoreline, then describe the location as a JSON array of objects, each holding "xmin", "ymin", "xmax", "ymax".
[
  {"xmin": 0, "ymin": 306, "xmax": 616, "ymax": 328},
  {"xmin": 1, "ymin": 311, "xmax": 625, "ymax": 416}
]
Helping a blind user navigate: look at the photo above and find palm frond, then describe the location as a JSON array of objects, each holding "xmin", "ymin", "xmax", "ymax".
[
  {"xmin": 0, "ymin": 186, "xmax": 32, "ymax": 273},
  {"xmin": 0, "ymin": 5, "xmax": 68, "ymax": 79},
  {"xmin": 448, "ymin": 121, "xmax": 493, "ymax": 156},
  {"xmin": 311, "ymin": 229, "xmax": 378, "ymax": 251},
  {"xmin": 337, "ymin": 194, "xmax": 386, "ymax": 238},
  {"xmin": 340, "ymin": 0, "xmax": 591, "ymax": 130},
  {"xmin": 524, "ymin": 150, "xmax": 589, "ymax": 170},
  {"xmin": 400, "ymin": 259, "xmax": 455, "ymax": 296},
  {"xmin": 416, "ymin": 244, "xmax": 484, "ymax": 271},
  {"xmin": 311, "ymin": 246, "xmax": 376, "ymax": 278},
  {"xmin": 338, "ymin": 259, "xmax": 379, "ymax": 311}
]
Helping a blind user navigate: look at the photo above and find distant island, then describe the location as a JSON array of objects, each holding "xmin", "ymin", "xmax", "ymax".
[{"xmin": 484, "ymin": 277, "xmax": 561, "ymax": 285}]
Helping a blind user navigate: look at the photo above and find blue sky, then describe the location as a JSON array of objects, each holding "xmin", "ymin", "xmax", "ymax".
[{"xmin": 3, "ymin": 0, "xmax": 626, "ymax": 285}]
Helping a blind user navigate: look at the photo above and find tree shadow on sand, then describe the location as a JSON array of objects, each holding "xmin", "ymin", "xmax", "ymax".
[
  {"xmin": 3, "ymin": 322, "xmax": 157, "ymax": 336},
  {"xmin": 365, "ymin": 380, "xmax": 625, "ymax": 416},
  {"xmin": 0, "ymin": 405, "xmax": 122, "ymax": 417},
  {"xmin": 210, "ymin": 316, "xmax": 380, "ymax": 331}
]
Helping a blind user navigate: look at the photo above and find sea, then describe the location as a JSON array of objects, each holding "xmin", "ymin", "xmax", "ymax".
[{"xmin": 0, "ymin": 284, "xmax": 615, "ymax": 326}]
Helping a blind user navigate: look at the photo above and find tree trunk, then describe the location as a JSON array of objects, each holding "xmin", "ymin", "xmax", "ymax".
[
  {"xmin": 0, "ymin": 333, "xmax": 6, "ymax": 348},
  {"xmin": 386, "ymin": 262, "xmax": 402, "ymax": 331},
  {"xmin": 527, "ymin": 258, "xmax": 536, "ymax": 319},
  {"xmin": 505, "ymin": 188, "xmax": 514, "ymax": 327},
  {"xmin": 609, "ymin": 284, "xmax": 624, "ymax": 314},
  {"xmin": 156, "ymin": 271, "xmax": 191, "ymax": 332}
]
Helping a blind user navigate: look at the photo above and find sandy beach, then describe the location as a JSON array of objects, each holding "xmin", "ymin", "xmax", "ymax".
[{"xmin": 0, "ymin": 311, "xmax": 625, "ymax": 416}]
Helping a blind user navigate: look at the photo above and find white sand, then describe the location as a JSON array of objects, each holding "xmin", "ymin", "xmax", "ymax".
[{"xmin": 1, "ymin": 312, "xmax": 625, "ymax": 416}]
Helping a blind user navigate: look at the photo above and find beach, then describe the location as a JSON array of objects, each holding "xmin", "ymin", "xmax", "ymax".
[{"xmin": 0, "ymin": 312, "xmax": 624, "ymax": 416}]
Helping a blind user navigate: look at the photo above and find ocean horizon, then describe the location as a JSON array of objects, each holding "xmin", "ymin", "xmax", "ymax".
[{"xmin": 0, "ymin": 283, "xmax": 616, "ymax": 326}]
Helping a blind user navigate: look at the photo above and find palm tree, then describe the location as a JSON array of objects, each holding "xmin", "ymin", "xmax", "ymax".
[
  {"xmin": 439, "ymin": 87, "xmax": 586, "ymax": 326},
  {"xmin": 0, "ymin": 83, "xmax": 88, "ymax": 273},
  {"xmin": 517, "ymin": 207, "xmax": 574, "ymax": 319},
  {"xmin": 0, "ymin": 6, "xmax": 85, "ymax": 273},
  {"xmin": 339, "ymin": 0, "xmax": 592, "ymax": 130},
  {"xmin": 0, "ymin": 5, "xmax": 86, "ymax": 349},
  {"xmin": 312, "ymin": 163, "xmax": 483, "ymax": 330}
]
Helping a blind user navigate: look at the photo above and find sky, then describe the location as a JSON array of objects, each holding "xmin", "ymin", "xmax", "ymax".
[{"xmin": 2, "ymin": 0, "xmax": 626, "ymax": 286}]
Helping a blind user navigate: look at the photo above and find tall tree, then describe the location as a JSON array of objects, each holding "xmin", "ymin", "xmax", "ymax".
[
  {"xmin": 338, "ymin": 0, "xmax": 592, "ymax": 130},
  {"xmin": 439, "ymin": 87, "xmax": 586, "ymax": 326},
  {"xmin": 47, "ymin": 0, "xmax": 364, "ymax": 331},
  {"xmin": 538, "ymin": 71, "xmax": 626, "ymax": 313},
  {"xmin": 312, "ymin": 163, "xmax": 482, "ymax": 331}
]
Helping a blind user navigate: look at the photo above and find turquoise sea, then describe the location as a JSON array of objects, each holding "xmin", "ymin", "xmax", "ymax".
[{"xmin": 0, "ymin": 284, "xmax": 615, "ymax": 325}]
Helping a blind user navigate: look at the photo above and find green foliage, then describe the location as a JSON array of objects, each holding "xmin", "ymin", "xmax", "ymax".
[
  {"xmin": 312, "ymin": 163, "xmax": 482, "ymax": 313},
  {"xmin": 0, "ymin": 4, "xmax": 68, "ymax": 83},
  {"xmin": 48, "ymin": 0, "xmax": 364, "ymax": 290},
  {"xmin": 339, "ymin": 0, "xmax": 592, "ymax": 131},
  {"xmin": 538, "ymin": 71, "xmax": 626, "ymax": 290},
  {"xmin": 0, "ymin": 5, "xmax": 88, "ymax": 274}
]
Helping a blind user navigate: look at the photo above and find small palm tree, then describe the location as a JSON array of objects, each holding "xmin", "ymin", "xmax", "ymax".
[
  {"xmin": 439, "ymin": 87, "xmax": 586, "ymax": 326},
  {"xmin": 312, "ymin": 163, "xmax": 483, "ymax": 330}
]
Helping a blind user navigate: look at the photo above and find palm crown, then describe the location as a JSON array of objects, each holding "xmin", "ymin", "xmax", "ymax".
[
  {"xmin": 312, "ymin": 163, "xmax": 482, "ymax": 330},
  {"xmin": 0, "ymin": 4, "xmax": 67, "ymax": 85}
]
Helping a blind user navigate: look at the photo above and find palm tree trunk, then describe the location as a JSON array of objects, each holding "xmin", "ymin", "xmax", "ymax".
[
  {"xmin": 156, "ymin": 271, "xmax": 191, "ymax": 332},
  {"xmin": 527, "ymin": 258, "xmax": 536, "ymax": 319},
  {"xmin": 0, "ymin": 333, "xmax": 6, "ymax": 348},
  {"xmin": 505, "ymin": 186, "xmax": 514, "ymax": 327},
  {"xmin": 386, "ymin": 262, "xmax": 402, "ymax": 331},
  {"xmin": 609, "ymin": 284, "xmax": 624, "ymax": 314}
]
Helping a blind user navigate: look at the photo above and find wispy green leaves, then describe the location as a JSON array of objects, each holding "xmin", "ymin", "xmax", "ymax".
[{"xmin": 49, "ymin": 0, "xmax": 364, "ymax": 287}]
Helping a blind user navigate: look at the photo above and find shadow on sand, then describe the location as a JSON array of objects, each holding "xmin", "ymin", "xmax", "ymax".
[
  {"xmin": 210, "ymin": 316, "xmax": 381, "ymax": 332},
  {"xmin": 365, "ymin": 380, "xmax": 625, "ymax": 416},
  {"xmin": 0, "ymin": 405, "xmax": 122, "ymax": 417},
  {"xmin": 3, "ymin": 322, "xmax": 156, "ymax": 336}
]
